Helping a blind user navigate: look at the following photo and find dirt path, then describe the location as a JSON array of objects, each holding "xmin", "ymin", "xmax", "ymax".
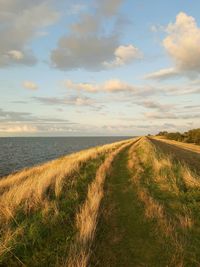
[
  {"xmin": 150, "ymin": 138, "xmax": 200, "ymax": 174},
  {"xmin": 90, "ymin": 146, "xmax": 172, "ymax": 266}
]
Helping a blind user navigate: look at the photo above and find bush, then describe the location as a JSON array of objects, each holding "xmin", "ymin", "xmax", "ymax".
[
  {"xmin": 166, "ymin": 132, "xmax": 184, "ymax": 142},
  {"xmin": 156, "ymin": 129, "xmax": 200, "ymax": 145}
]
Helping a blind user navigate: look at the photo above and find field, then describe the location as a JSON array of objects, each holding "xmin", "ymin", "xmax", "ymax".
[{"xmin": 1, "ymin": 136, "xmax": 200, "ymax": 266}]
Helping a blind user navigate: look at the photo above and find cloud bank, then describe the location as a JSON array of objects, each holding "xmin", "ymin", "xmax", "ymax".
[
  {"xmin": 0, "ymin": 0, "xmax": 59, "ymax": 67},
  {"xmin": 51, "ymin": 0, "xmax": 141, "ymax": 71},
  {"xmin": 146, "ymin": 12, "xmax": 200, "ymax": 80}
]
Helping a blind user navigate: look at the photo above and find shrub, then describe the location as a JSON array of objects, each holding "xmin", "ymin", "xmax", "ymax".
[{"xmin": 156, "ymin": 128, "xmax": 200, "ymax": 145}]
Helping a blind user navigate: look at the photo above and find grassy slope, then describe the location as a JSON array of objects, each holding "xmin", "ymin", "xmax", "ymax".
[
  {"xmin": 90, "ymin": 146, "xmax": 172, "ymax": 266},
  {"xmin": 154, "ymin": 136, "xmax": 200, "ymax": 154},
  {"xmin": 90, "ymin": 138, "xmax": 200, "ymax": 266},
  {"xmin": 136, "ymin": 138, "xmax": 200, "ymax": 266},
  {"xmin": 151, "ymin": 138, "xmax": 200, "ymax": 174},
  {"xmin": 0, "ymin": 139, "xmax": 133, "ymax": 266},
  {"xmin": 1, "ymin": 137, "xmax": 200, "ymax": 266},
  {"xmin": 0, "ymin": 155, "xmax": 105, "ymax": 267}
]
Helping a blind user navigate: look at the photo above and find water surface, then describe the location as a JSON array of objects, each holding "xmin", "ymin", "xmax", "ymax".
[{"xmin": 0, "ymin": 136, "xmax": 131, "ymax": 177}]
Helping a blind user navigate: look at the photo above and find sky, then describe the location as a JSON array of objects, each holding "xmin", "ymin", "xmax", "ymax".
[{"xmin": 0, "ymin": 0, "xmax": 200, "ymax": 136}]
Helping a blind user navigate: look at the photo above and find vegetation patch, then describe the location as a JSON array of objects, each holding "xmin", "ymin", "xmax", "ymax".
[
  {"xmin": 133, "ymin": 138, "xmax": 200, "ymax": 266},
  {"xmin": 0, "ymin": 155, "xmax": 106, "ymax": 267}
]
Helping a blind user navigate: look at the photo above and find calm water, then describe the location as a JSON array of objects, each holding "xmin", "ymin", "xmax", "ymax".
[{"xmin": 0, "ymin": 136, "xmax": 131, "ymax": 177}]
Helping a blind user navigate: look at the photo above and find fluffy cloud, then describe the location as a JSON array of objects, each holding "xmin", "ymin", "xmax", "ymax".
[
  {"xmin": 146, "ymin": 12, "xmax": 200, "ymax": 80},
  {"xmin": 164, "ymin": 12, "xmax": 200, "ymax": 72},
  {"xmin": 51, "ymin": 0, "xmax": 140, "ymax": 71},
  {"xmin": 7, "ymin": 50, "xmax": 24, "ymax": 60},
  {"xmin": 51, "ymin": 35, "xmax": 119, "ymax": 71},
  {"xmin": 23, "ymin": 81, "xmax": 38, "ymax": 90},
  {"xmin": 0, "ymin": 0, "xmax": 59, "ymax": 67},
  {"xmin": 104, "ymin": 45, "xmax": 142, "ymax": 68},
  {"xmin": 65, "ymin": 79, "xmax": 136, "ymax": 93}
]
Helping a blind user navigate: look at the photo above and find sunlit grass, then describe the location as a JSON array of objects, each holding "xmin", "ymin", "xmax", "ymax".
[
  {"xmin": 128, "ymin": 137, "xmax": 200, "ymax": 266},
  {"xmin": 0, "ymin": 138, "xmax": 134, "ymax": 266},
  {"xmin": 154, "ymin": 136, "xmax": 200, "ymax": 154},
  {"xmin": 1, "ymin": 136, "xmax": 200, "ymax": 266},
  {"xmin": 67, "ymin": 140, "xmax": 134, "ymax": 267}
]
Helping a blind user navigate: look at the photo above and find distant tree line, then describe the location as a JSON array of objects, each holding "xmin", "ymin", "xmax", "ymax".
[{"xmin": 157, "ymin": 128, "xmax": 200, "ymax": 145}]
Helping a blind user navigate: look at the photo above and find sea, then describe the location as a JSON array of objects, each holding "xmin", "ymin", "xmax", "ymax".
[{"xmin": 0, "ymin": 136, "xmax": 131, "ymax": 177}]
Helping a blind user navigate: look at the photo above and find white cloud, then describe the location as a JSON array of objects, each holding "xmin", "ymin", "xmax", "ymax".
[
  {"xmin": 65, "ymin": 80, "xmax": 97, "ymax": 92},
  {"xmin": 104, "ymin": 45, "xmax": 142, "ymax": 67},
  {"xmin": 145, "ymin": 68, "xmax": 178, "ymax": 80},
  {"xmin": 51, "ymin": 35, "xmax": 119, "ymax": 71},
  {"xmin": 23, "ymin": 81, "xmax": 38, "ymax": 90},
  {"xmin": 0, "ymin": 125, "xmax": 38, "ymax": 133},
  {"xmin": 7, "ymin": 50, "xmax": 24, "ymax": 60},
  {"xmin": 51, "ymin": 0, "xmax": 140, "ymax": 71},
  {"xmin": 0, "ymin": 108, "xmax": 82, "ymax": 135},
  {"xmin": 65, "ymin": 79, "xmax": 136, "ymax": 93},
  {"xmin": 102, "ymin": 79, "xmax": 134, "ymax": 92},
  {"xmin": 164, "ymin": 12, "xmax": 200, "ymax": 72},
  {"xmin": 146, "ymin": 12, "xmax": 200, "ymax": 80},
  {"xmin": 33, "ymin": 96, "xmax": 94, "ymax": 107},
  {"xmin": 0, "ymin": 0, "xmax": 59, "ymax": 67}
]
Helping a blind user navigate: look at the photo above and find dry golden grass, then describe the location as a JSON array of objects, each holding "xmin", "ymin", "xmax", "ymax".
[
  {"xmin": 0, "ymin": 226, "xmax": 24, "ymax": 260},
  {"xmin": 138, "ymin": 138, "xmax": 183, "ymax": 194},
  {"xmin": 0, "ymin": 138, "xmax": 135, "ymax": 262},
  {"xmin": 0, "ymin": 138, "xmax": 133, "ymax": 222},
  {"xmin": 141, "ymin": 139, "xmax": 196, "ymax": 227},
  {"xmin": 149, "ymin": 137, "xmax": 200, "ymax": 191},
  {"xmin": 137, "ymin": 189, "xmax": 174, "ymax": 235},
  {"xmin": 127, "ymin": 138, "xmax": 192, "ymax": 265},
  {"xmin": 67, "ymin": 140, "xmax": 135, "ymax": 267},
  {"xmin": 153, "ymin": 136, "xmax": 200, "ymax": 154},
  {"xmin": 128, "ymin": 140, "xmax": 174, "ymax": 237},
  {"xmin": 181, "ymin": 165, "xmax": 200, "ymax": 189},
  {"xmin": 177, "ymin": 214, "xmax": 193, "ymax": 229}
]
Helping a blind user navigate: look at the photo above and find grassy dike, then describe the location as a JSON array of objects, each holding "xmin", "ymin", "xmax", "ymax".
[
  {"xmin": 90, "ymin": 141, "xmax": 172, "ymax": 267},
  {"xmin": 0, "ymin": 138, "xmax": 133, "ymax": 266},
  {"xmin": 90, "ymin": 137, "xmax": 200, "ymax": 266},
  {"xmin": 1, "ymin": 137, "xmax": 200, "ymax": 266},
  {"xmin": 128, "ymin": 138, "xmax": 200, "ymax": 266},
  {"xmin": 1, "ymin": 156, "xmax": 105, "ymax": 267}
]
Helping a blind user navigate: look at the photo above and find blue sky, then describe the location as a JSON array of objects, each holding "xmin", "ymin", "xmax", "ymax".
[{"xmin": 0, "ymin": 0, "xmax": 200, "ymax": 136}]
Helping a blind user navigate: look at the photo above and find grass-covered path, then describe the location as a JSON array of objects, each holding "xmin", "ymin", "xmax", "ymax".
[
  {"xmin": 2, "ymin": 137, "xmax": 200, "ymax": 266},
  {"xmin": 90, "ymin": 145, "xmax": 172, "ymax": 266},
  {"xmin": 150, "ymin": 138, "xmax": 200, "ymax": 175}
]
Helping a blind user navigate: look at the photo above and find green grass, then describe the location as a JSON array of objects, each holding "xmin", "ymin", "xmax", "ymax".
[
  {"xmin": 90, "ymin": 147, "xmax": 173, "ymax": 266},
  {"xmin": 136, "ymin": 142, "xmax": 200, "ymax": 266},
  {"xmin": 2, "ymin": 138, "xmax": 200, "ymax": 266},
  {"xmin": 0, "ymin": 155, "xmax": 105, "ymax": 267}
]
